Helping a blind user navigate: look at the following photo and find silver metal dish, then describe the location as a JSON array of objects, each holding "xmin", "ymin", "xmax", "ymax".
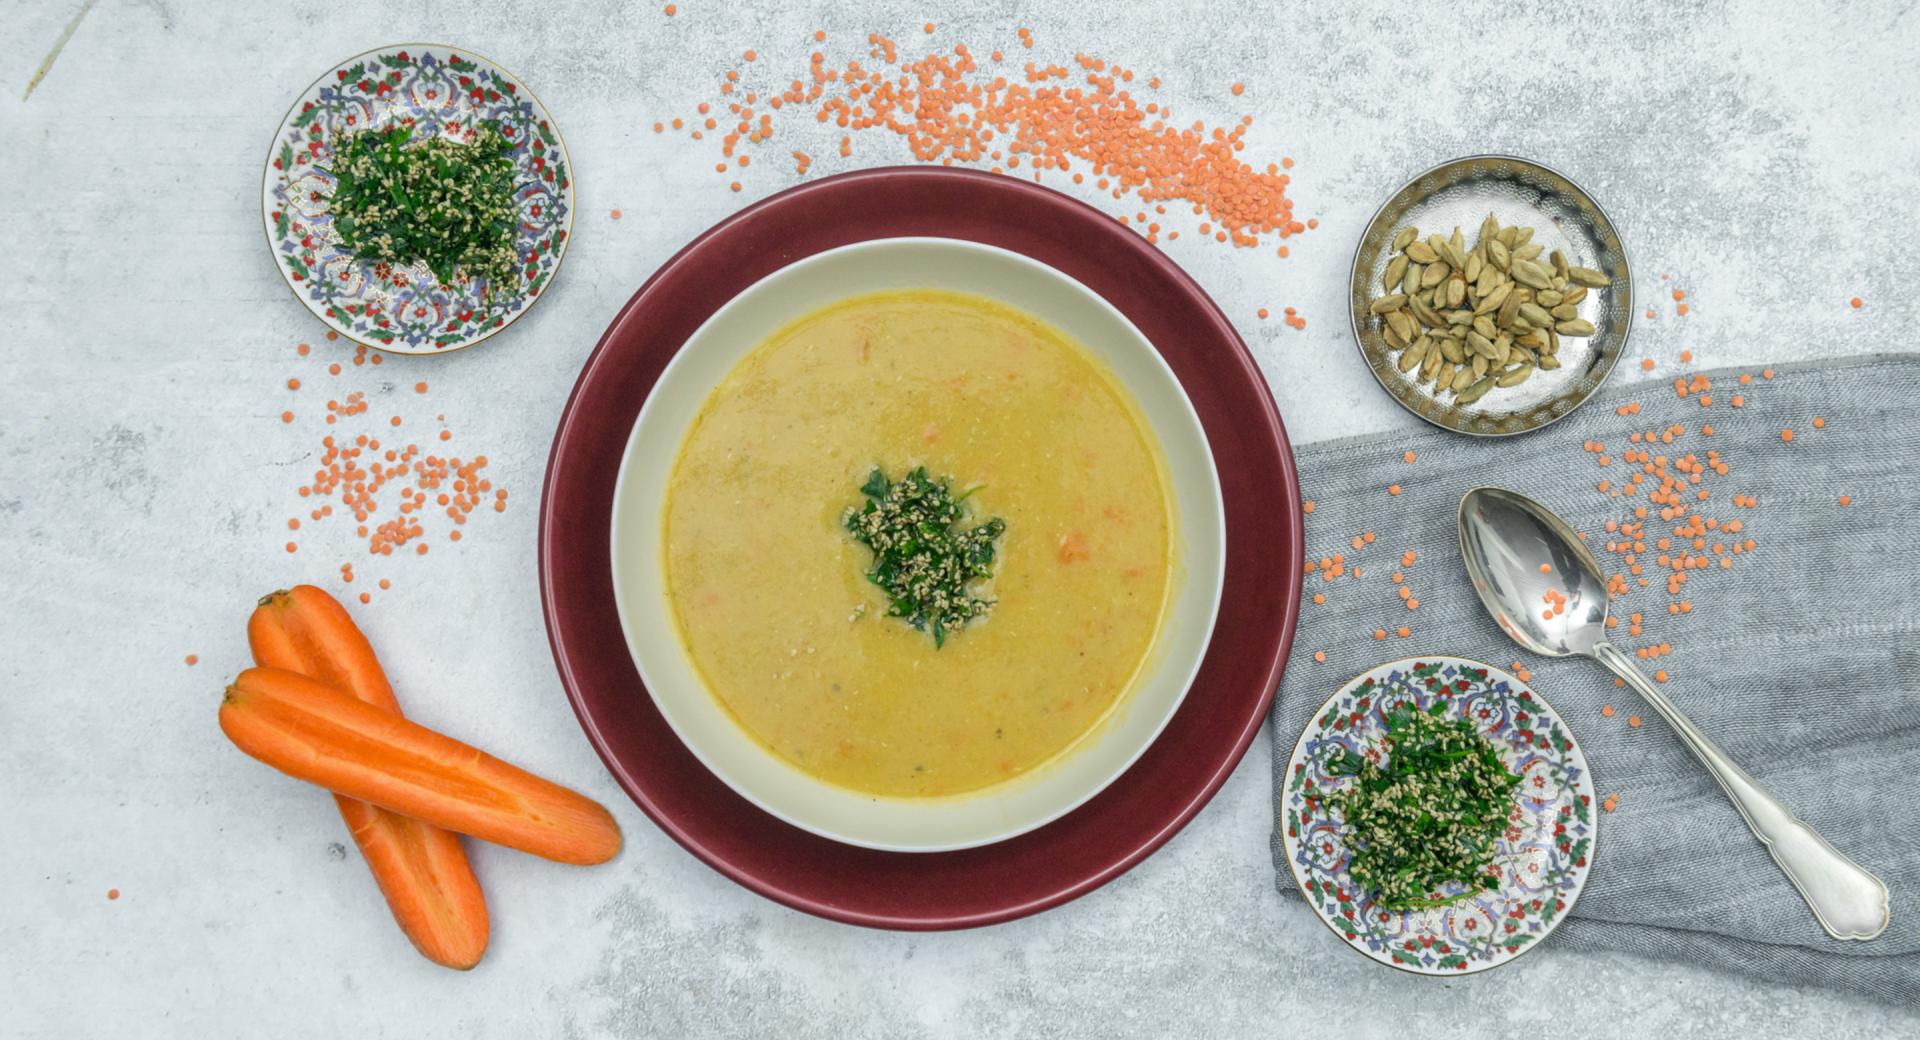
[{"xmin": 1348, "ymin": 155, "xmax": 1632, "ymax": 437}]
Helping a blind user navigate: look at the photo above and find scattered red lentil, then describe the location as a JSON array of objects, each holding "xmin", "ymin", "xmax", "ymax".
[
  {"xmin": 1780, "ymin": 428, "xmax": 1794, "ymax": 442},
  {"xmin": 1601, "ymin": 793, "xmax": 1620, "ymax": 813},
  {"xmin": 1839, "ymin": 495, "xmax": 1851, "ymax": 506},
  {"xmin": 665, "ymin": 30, "xmax": 1308, "ymax": 252},
  {"xmin": 1850, "ymin": 297, "xmax": 1863, "ymax": 309},
  {"xmin": 1811, "ymin": 416, "xmax": 1825, "ymax": 429},
  {"xmin": 1402, "ymin": 450, "xmax": 1417, "ymax": 464},
  {"xmin": 1387, "ymin": 484, "xmax": 1401, "ymax": 496},
  {"xmin": 1628, "ymin": 715, "xmax": 1643, "ymax": 727},
  {"xmin": 276, "ymin": 340, "xmax": 506, "ymax": 594},
  {"xmin": 1314, "ymin": 650, "xmax": 1326, "ymax": 663},
  {"xmin": 185, "ymin": 654, "xmax": 199, "ymax": 666},
  {"xmin": 1601, "ymin": 704, "xmax": 1615, "ymax": 717},
  {"xmin": 612, "ymin": 208, "xmax": 623, "ymax": 219},
  {"xmin": 107, "ymin": 888, "xmax": 120, "ymax": 900},
  {"xmin": 664, "ymin": 4, "xmax": 675, "ymax": 14}
]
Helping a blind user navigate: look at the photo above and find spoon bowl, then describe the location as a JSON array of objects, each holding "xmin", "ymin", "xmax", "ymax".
[{"xmin": 1458, "ymin": 487, "xmax": 1609, "ymax": 657}]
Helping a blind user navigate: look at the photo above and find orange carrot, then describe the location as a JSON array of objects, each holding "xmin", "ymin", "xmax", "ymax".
[
  {"xmin": 221, "ymin": 667, "xmax": 622, "ymax": 867},
  {"xmin": 249, "ymin": 586, "xmax": 489, "ymax": 970}
]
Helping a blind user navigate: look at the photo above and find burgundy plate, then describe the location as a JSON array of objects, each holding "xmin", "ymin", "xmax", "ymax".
[{"xmin": 539, "ymin": 167, "xmax": 1303, "ymax": 929}]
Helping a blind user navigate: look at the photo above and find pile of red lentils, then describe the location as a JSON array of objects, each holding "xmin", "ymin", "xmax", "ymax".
[
  {"xmin": 276, "ymin": 333, "xmax": 508, "ymax": 604},
  {"xmin": 648, "ymin": 21, "xmax": 1311, "ymax": 326}
]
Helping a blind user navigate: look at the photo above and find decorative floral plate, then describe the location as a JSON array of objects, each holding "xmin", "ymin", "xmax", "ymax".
[
  {"xmin": 260, "ymin": 44, "xmax": 572, "ymax": 354},
  {"xmin": 1280, "ymin": 656, "xmax": 1598, "ymax": 975}
]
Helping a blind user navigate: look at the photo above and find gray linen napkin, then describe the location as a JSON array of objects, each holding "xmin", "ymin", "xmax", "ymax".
[{"xmin": 1269, "ymin": 353, "xmax": 1919, "ymax": 1005}]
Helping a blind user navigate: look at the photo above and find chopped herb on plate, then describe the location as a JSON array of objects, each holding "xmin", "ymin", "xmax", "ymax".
[
  {"xmin": 1328, "ymin": 701, "xmax": 1523, "ymax": 911},
  {"xmin": 845, "ymin": 466, "xmax": 1005, "ymax": 647},
  {"xmin": 327, "ymin": 123, "xmax": 522, "ymax": 294}
]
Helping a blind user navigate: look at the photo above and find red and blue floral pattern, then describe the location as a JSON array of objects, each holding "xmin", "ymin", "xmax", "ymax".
[
  {"xmin": 1281, "ymin": 657, "xmax": 1597, "ymax": 975},
  {"xmin": 262, "ymin": 45, "xmax": 572, "ymax": 353}
]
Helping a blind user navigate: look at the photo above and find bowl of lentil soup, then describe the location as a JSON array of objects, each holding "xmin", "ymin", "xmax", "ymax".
[
  {"xmin": 1280, "ymin": 656, "xmax": 1598, "ymax": 975},
  {"xmin": 262, "ymin": 44, "xmax": 572, "ymax": 354},
  {"xmin": 541, "ymin": 166, "xmax": 1302, "ymax": 927}
]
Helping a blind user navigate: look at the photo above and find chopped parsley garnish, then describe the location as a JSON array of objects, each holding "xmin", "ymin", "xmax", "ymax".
[
  {"xmin": 1327, "ymin": 701, "xmax": 1523, "ymax": 911},
  {"xmin": 845, "ymin": 466, "xmax": 1005, "ymax": 647},
  {"xmin": 327, "ymin": 123, "xmax": 521, "ymax": 294}
]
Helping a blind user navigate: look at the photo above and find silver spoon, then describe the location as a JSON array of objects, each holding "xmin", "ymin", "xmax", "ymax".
[{"xmin": 1457, "ymin": 485, "xmax": 1889, "ymax": 940}]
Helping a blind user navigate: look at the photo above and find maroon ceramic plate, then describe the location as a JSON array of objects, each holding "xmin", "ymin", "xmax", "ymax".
[{"xmin": 539, "ymin": 167, "xmax": 1303, "ymax": 929}]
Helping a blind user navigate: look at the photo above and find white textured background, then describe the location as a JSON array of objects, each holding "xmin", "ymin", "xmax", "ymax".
[{"xmin": 4, "ymin": 0, "xmax": 1916, "ymax": 1036}]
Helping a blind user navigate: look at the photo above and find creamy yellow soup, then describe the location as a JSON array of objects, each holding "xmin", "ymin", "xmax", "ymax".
[{"xmin": 663, "ymin": 290, "xmax": 1173, "ymax": 798}]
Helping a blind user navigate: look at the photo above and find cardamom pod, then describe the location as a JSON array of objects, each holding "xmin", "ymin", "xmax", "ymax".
[
  {"xmin": 1497, "ymin": 364, "xmax": 1535, "ymax": 387},
  {"xmin": 1399, "ymin": 337, "xmax": 1429, "ymax": 371},
  {"xmin": 1384, "ymin": 254, "xmax": 1409, "ymax": 292},
  {"xmin": 1473, "ymin": 281, "xmax": 1510, "ymax": 315},
  {"xmin": 1456, "ymin": 375, "xmax": 1496, "ymax": 404},
  {"xmin": 1509, "ymin": 258, "xmax": 1552, "ymax": 290}
]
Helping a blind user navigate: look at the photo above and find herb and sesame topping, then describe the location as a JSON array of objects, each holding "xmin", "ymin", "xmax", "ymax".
[
  {"xmin": 1328, "ymin": 701, "xmax": 1523, "ymax": 911},
  {"xmin": 327, "ymin": 123, "xmax": 522, "ymax": 294},
  {"xmin": 845, "ymin": 466, "xmax": 1005, "ymax": 647}
]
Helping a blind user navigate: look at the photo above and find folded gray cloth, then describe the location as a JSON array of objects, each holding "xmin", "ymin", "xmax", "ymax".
[{"xmin": 1269, "ymin": 353, "xmax": 1918, "ymax": 1006}]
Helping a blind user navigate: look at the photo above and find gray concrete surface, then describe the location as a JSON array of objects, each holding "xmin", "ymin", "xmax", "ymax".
[{"xmin": 4, "ymin": 0, "xmax": 1916, "ymax": 1036}]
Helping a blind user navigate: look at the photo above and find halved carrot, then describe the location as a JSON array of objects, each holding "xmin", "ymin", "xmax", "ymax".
[
  {"xmin": 249, "ymin": 586, "xmax": 488, "ymax": 970},
  {"xmin": 220, "ymin": 667, "xmax": 622, "ymax": 866}
]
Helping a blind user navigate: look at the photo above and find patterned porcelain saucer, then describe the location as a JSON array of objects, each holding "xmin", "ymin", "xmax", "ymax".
[
  {"xmin": 1280, "ymin": 656, "xmax": 1598, "ymax": 975},
  {"xmin": 261, "ymin": 44, "xmax": 572, "ymax": 354}
]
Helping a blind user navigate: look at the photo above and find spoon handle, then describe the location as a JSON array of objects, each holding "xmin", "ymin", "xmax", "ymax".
[{"xmin": 1589, "ymin": 642, "xmax": 1889, "ymax": 940}]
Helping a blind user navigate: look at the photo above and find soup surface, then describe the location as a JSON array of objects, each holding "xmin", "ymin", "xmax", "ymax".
[{"xmin": 663, "ymin": 290, "xmax": 1173, "ymax": 798}]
